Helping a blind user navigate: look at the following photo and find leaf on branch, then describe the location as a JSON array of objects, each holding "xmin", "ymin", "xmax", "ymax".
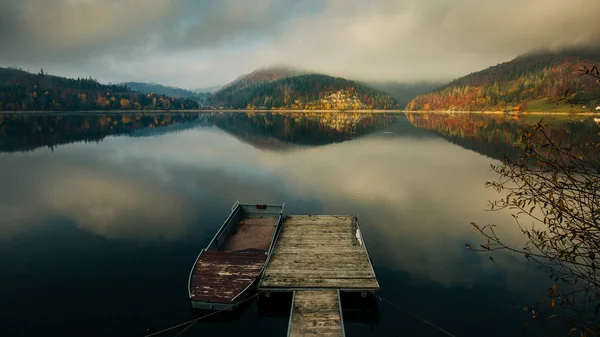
[{"xmin": 489, "ymin": 256, "xmax": 495, "ymax": 263}]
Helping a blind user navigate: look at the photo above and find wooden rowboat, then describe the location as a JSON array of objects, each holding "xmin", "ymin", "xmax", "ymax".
[{"xmin": 188, "ymin": 202, "xmax": 285, "ymax": 310}]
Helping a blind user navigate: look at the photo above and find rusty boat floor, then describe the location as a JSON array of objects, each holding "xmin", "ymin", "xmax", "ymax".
[
  {"xmin": 190, "ymin": 250, "xmax": 267, "ymax": 304},
  {"xmin": 221, "ymin": 217, "xmax": 278, "ymax": 251},
  {"xmin": 190, "ymin": 216, "xmax": 277, "ymax": 305}
]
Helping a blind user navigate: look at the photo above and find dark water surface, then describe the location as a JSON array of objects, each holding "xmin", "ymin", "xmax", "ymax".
[{"xmin": 1, "ymin": 112, "xmax": 598, "ymax": 336}]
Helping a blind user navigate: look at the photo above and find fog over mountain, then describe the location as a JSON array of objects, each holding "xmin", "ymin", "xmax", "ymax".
[{"xmin": 1, "ymin": 0, "xmax": 599, "ymax": 88}]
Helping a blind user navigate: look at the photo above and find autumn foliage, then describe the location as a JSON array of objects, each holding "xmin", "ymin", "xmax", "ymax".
[
  {"xmin": 0, "ymin": 68, "xmax": 199, "ymax": 111},
  {"xmin": 213, "ymin": 74, "xmax": 398, "ymax": 110},
  {"xmin": 407, "ymin": 49, "xmax": 600, "ymax": 112}
]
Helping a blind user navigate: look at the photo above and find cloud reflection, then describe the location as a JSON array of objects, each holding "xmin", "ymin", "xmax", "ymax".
[{"xmin": 0, "ymin": 122, "xmax": 542, "ymax": 292}]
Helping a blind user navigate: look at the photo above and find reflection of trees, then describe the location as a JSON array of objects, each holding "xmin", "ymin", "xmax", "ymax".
[
  {"xmin": 0, "ymin": 112, "xmax": 396, "ymax": 153},
  {"xmin": 470, "ymin": 122, "xmax": 600, "ymax": 334},
  {"xmin": 405, "ymin": 112, "xmax": 600, "ymax": 161},
  {"xmin": 0, "ymin": 113, "xmax": 202, "ymax": 152},
  {"xmin": 212, "ymin": 112, "xmax": 396, "ymax": 148}
]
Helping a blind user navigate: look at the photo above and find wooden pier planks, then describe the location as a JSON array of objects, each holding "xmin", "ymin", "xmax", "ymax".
[
  {"xmin": 288, "ymin": 290, "xmax": 344, "ymax": 337},
  {"xmin": 260, "ymin": 215, "xmax": 379, "ymax": 290}
]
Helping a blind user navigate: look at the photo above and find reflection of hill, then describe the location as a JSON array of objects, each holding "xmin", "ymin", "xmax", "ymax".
[
  {"xmin": 210, "ymin": 112, "xmax": 397, "ymax": 150},
  {"xmin": 0, "ymin": 112, "xmax": 397, "ymax": 153},
  {"xmin": 0, "ymin": 113, "xmax": 202, "ymax": 152},
  {"xmin": 405, "ymin": 112, "xmax": 600, "ymax": 160},
  {"xmin": 130, "ymin": 114, "xmax": 215, "ymax": 138}
]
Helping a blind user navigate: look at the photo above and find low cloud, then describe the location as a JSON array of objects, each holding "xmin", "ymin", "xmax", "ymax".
[{"xmin": 1, "ymin": 0, "xmax": 599, "ymax": 88}]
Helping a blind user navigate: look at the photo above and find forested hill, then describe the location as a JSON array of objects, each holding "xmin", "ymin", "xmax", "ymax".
[
  {"xmin": 407, "ymin": 48, "xmax": 600, "ymax": 112},
  {"xmin": 219, "ymin": 67, "xmax": 305, "ymax": 95},
  {"xmin": 0, "ymin": 68, "xmax": 199, "ymax": 111},
  {"xmin": 121, "ymin": 81, "xmax": 212, "ymax": 106},
  {"xmin": 120, "ymin": 82, "xmax": 199, "ymax": 98},
  {"xmin": 212, "ymin": 73, "xmax": 398, "ymax": 110},
  {"xmin": 367, "ymin": 81, "xmax": 444, "ymax": 108}
]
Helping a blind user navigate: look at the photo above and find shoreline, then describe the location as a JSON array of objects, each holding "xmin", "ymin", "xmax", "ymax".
[
  {"xmin": 1, "ymin": 109, "xmax": 598, "ymax": 116},
  {"xmin": 0, "ymin": 109, "xmax": 405, "ymax": 114},
  {"xmin": 403, "ymin": 110, "xmax": 600, "ymax": 116}
]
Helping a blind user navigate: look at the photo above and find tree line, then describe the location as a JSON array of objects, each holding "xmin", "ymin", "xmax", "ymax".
[
  {"xmin": 0, "ymin": 68, "xmax": 199, "ymax": 111},
  {"xmin": 407, "ymin": 51, "xmax": 600, "ymax": 111},
  {"xmin": 212, "ymin": 74, "xmax": 398, "ymax": 109}
]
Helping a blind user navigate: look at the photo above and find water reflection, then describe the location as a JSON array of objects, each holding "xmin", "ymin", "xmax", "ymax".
[
  {"xmin": 2, "ymin": 112, "xmax": 593, "ymax": 336},
  {"xmin": 405, "ymin": 112, "xmax": 600, "ymax": 160},
  {"xmin": 0, "ymin": 112, "xmax": 396, "ymax": 153},
  {"xmin": 0, "ymin": 113, "xmax": 540, "ymax": 286}
]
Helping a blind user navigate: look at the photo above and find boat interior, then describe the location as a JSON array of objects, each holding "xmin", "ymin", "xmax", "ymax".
[
  {"xmin": 209, "ymin": 204, "xmax": 282, "ymax": 253},
  {"xmin": 189, "ymin": 204, "xmax": 283, "ymax": 305}
]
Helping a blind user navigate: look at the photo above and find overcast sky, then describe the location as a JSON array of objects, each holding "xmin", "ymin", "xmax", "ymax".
[{"xmin": 1, "ymin": 0, "xmax": 599, "ymax": 89}]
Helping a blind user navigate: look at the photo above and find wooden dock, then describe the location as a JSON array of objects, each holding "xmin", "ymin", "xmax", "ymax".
[
  {"xmin": 259, "ymin": 215, "xmax": 379, "ymax": 291},
  {"xmin": 258, "ymin": 215, "xmax": 379, "ymax": 336},
  {"xmin": 288, "ymin": 290, "xmax": 344, "ymax": 337}
]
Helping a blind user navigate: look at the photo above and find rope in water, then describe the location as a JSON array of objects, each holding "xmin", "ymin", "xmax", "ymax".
[
  {"xmin": 144, "ymin": 292, "xmax": 261, "ymax": 337},
  {"xmin": 146, "ymin": 292, "xmax": 456, "ymax": 337},
  {"xmin": 379, "ymin": 296, "xmax": 457, "ymax": 337}
]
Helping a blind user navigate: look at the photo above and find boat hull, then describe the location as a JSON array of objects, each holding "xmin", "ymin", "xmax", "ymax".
[
  {"xmin": 190, "ymin": 278, "xmax": 258, "ymax": 310},
  {"xmin": 188, "ymin": 202, "xmax": 285, "ymax": 311}
]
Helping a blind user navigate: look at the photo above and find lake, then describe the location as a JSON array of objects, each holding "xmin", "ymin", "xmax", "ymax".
[{"xmin": 1, "ymin": 112, "xmax": 598, "ymax": 336}]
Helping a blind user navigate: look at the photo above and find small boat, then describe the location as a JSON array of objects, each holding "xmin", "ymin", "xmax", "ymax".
[{"xmin": 188, "ymin": 202, "xmax": 285, "ymax": 310}]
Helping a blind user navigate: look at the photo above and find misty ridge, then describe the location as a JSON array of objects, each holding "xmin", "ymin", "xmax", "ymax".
[{"xmin": 0, "ymin": 0, "xmax": 599, "ymax": 112}]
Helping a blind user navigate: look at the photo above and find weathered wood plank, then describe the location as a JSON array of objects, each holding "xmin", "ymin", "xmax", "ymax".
[
  {"xmin": 265, "ymin": 269, "xmax": 374, "ymax": 276},
  {"xmin": 267, "ymin": 251, "xmax": 370, "ymax": 261},
  {"xmin": 262, "ymin": 277, "xmax": 380, "ymax": 289},
  {"xmin": 279, "ymin": 233, "xmax": 353, "ymax": 247},
  {"xmin": 265, "ymin": 262, "xmax": 373, "ymax": 271},
  {"xmin": 284, "ymin": 216, "xmax": 352, "ymax": 226},
  {"xmin": 260, "ymin": 215, "xmax": 378, "ymax": 291},
  {"xmin": 282, "ymin": 225, "xmax": 353, "ymax": 232},
  {"xmin": 289, "ymin": 290, "xmax": 343, "ymax": 337}
]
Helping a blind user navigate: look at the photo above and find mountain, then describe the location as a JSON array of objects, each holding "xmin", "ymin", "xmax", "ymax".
[
  {"xmin": 121, "ymin": 82, "xmax": 199, "ymax": 98},
  {"xmin": 367, "ymin": 81, "xmax": 445, "ymax": 108},
  {"xmin": 192, "ymin": 84, "xmax": 224, "ymax": 93},
  {"xmin": 407, "ymin": 48, "xmax": 600, "ymax": 112},
  {"xmin": 221, "ymin": 66, "xmax": 305, "ymax": 90},
  {"xmin": 0, "ymin": 68, "xmax": 199, "ymax": 111},
  {"xmin": 212, "ymin": 71, "xmax": 398, "ymax": 110},
  {"xmin": 121, "ymin": 81, "xmax": 212, "ymax": 106}
]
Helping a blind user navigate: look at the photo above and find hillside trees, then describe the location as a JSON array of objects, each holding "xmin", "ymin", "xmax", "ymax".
[
  {"xmin": 0, "ymin": 68, "xmax": 199, "ymax": 111},
  {"xmin": 408, "ymin": 50, "xmax": 600, "ymax": 111}
]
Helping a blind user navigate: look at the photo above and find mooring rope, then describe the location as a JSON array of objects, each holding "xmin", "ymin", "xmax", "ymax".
[
  {"xmin": 144, "ymin": 292, "xmax": 261, "ymax": 337},
  {"xmin": 146, "ymin": 292, "xmax": 456, "ymax": 337},
  {"xmin": 379, "ymin": 296, "xmax": 457, "ymax": 337}
]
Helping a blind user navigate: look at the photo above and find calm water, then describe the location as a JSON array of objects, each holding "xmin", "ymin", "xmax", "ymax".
[{"xmin": 1, "ymin": 112, "xmax": 598, "ymax": 337}]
